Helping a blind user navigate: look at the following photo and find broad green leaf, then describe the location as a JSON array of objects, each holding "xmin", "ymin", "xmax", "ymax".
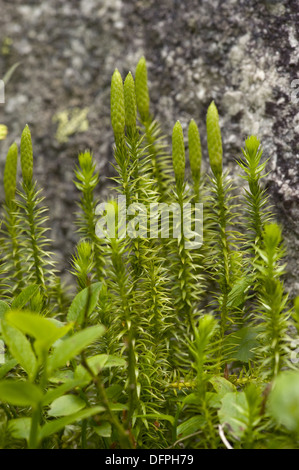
[
  {"xmin": 75, "ymin": 354, "xmax": 126, "ymax": 382},
  {"xmin": 0, "ymin": 301, "xmax": 10, "ymax": 321},
  {"xmin": 218, "ymin": 392, "xmax": 247, "ymax": 438},
  {"xmin": 8, "ymin": 417, "xmax": 31, "ymax": 442},
  {"xmin": 183, "ymin": 393, "xmax": 202, "ymax": 406},
  {"xmin": 0, "ymin": 380, "xmax": 43, "ymax": 407},
  {"xmin": 11, "ymin": 285, "xmax": 39, "ymax": 310},
  {"xmin": 183, "ymin": 390, "xmax": 225, "ymax": 410},
  {"xmin": 110, "ymin": 403, "xmax": 128, "ymax": 411},
  {"xmin": 0, "ymin": 301, "xmax": 10, "ymax": 333},
  {"xmin": 0, "ymin": 359, "xmax": 18, "ymax": 379},
  {"xmin": 269, "ymin": 371, "xmax": 299, "ymax": 432},
  {"xmin": 73, "ymin": 367, "xmax": 93, "ymax": 385},
  {"xmin": 6, "ymin": 310, "xmax": 73, "ymax": 357},
  {"xmin": 227, "ymin": 277, "xmax": 252, "ymax": 308},
  {"xmin": 1, "ymin": 319, "xmax": 37, "ymax": 380},
  {"xmin": 48, "ymin": 395, "xmax": 86, "ymax": 417},
  {"xmin": 93, "ymin": 422, "xmax": 112, "ymax": 438},
  {"xmin": 42, "ymin": 379, "xmax": 87, "ymax": 406},
  {"xmin": 206, "ymin": 391, "xmax": 223, "ymax": 409},
  {"xmin": 67, "ymin": 282, "xmax": 102, "ymax": 326},
  {"xmin": 106, "ymin": 384, "xmax": 123, "ymax": 401},
  {"xmin": 47, "ymin": 325, "xmax": 105, "ymax": 375},
  {"xmin": 40, "ymin": 406, "xmax": 105, "ymax": 439},
  {"xmin": 209, "ymin": 376, "xmax": 236, "ymax": 398},
  {"xmin": 48, "ymin": 370, "xmax": 74, "ymax": 384},
  {"xmin": 177, "ymin": 415, "xmax": 205, "ymax": 438},
  {"xmin": 224, "ymin": 327, "xmax": 260, "ymax": 363}
]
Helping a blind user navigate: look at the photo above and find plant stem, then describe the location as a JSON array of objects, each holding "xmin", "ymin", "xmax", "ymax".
[
  {"xmin": 28, "ymin": 404, "xmax": 41, "ymax": 449},
  {"xmin": 81, "ymin": 352, "xmax": 133, "ymax": 449}
]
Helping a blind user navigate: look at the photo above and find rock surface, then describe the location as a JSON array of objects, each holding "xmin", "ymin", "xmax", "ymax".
[{"xmin": 0, "ymin": 0, "xmax": 298, "ymax": 294}]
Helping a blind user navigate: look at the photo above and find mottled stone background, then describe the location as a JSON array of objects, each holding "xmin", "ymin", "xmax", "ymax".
[{"xmin": 0, "ymin": 0, "xmax": 298, "ymax": 295}]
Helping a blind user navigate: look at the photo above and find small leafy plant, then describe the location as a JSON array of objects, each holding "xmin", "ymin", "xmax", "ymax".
[{"xmin": 0, "ymin": 57, "xmax": 298, "ymax": 449}]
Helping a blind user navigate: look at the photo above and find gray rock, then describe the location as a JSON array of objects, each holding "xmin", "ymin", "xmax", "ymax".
[{"xmin": 0, "ymin": 0, "xmax": 298, "ymax": 296}]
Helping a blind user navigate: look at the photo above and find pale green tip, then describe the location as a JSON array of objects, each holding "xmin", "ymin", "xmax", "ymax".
[
  {"xmin": 20, "ymin": 124, "xmax": 33, "ymax": 185},
  {"xmin": 110, "ymin": 68, "xmax": 125, "ymax": 137},
  {"xmin": 206, "ymin": 101, "xmax": 223, "ymax": 177},
  {"xmin": 135, "ymin": 56, "xmax": 150, "ymax": 122},
  {"xmin": 124, "ymin": 71, "xmax": 137, "ymax": 129},
  {"xmin": 263, "ymin": 223, "xmax": 282, "ymax": 250},
  {"xmin": 172, "ymin": 120, "xmax": 185, "ymax": 187},
  {"xmin": 244, "ymin": 135, "xmax": 261, "ymax": 161},
  {"xmin": 77, "ymin": 240, "xmax": 92, "ymax": 259},
  {"xmin": 0, "ymin": 124, "xmax": 8, "ymax": 140},
  {"xmin": 78, "ymin": 150, "xmax": 93, "ymax": 172}
]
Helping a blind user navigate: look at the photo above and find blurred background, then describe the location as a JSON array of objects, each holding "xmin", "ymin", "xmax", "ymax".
[{"xmin": 0, "ymin": 0, "xmax": 298, "ymax": 294}]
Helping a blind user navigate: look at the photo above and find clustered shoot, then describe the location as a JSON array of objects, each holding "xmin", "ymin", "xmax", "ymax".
[{"xmin": 0, "ymin": 57, "xmax": 298, "ymax": 450}]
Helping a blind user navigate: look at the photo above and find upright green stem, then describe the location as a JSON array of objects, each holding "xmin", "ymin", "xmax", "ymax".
[
  {"xmin": 29, "ymin": 355, "xmax": 48, "ymax": 449},
  {"xmin": 74, "ymin": 151, "xmax": 105, "ymax": 283},
  {"xmin": 110, "ymin": 239, "xmax": 137, "ymax": 426},
  {"xmin": 144, "ymin": 119, "xmax": 169, "ymax": 200},
  {"xmin": 29, "ymin": 404, "xmax": 41, "ymax": 449},
  {"xmin": 81, "ymin": 353, "xmax": 133, "ymax": 449},
  {"xmin": 215, "ymin": 174, "xmax": 230, "ymax": 336},
  {"xmin": 177, "ymin": 188, "xmax": 195, "ymax": 334},
  {"xmin": 2, "ymin": 203, "xmax": 24, "ymax": 293},
  {"xmin": 26, "ymin": 184, "xmax": 46, "ymax": 291}
]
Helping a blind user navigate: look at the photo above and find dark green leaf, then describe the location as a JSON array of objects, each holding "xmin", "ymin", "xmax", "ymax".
[
  {"xmin": 47, "ymin": 325, "xmax": 105, "ymax": 375},
  {"xmin": 40, "ymin": 406, "xmax": 105, "ymax": 438},
  {"xmin": 11, "ymin": 285, "xmax": 39, "ymax": 310},
  {"xmin": 2, "ymin": 319, "xmax": 37, "ymax": 380},
  {"xmin": 0, "ymin": 359, "xmax": 18, "ymax": 379},
  {"xmin": 8, "ymin": 418, "xmax": 31, "ymax": 442},
  {"xmin": 177, "ymin": 415, "xmax": 205, "ymax": 438},
  {"xmin": 209, "ymin": 376, "xmax": 236, "ymax": 397},
  {"xmin": 269, "ymin": 371, "xmax": 299, "ymax": 432},
  {"xmin": 93, "ymin": 422, "xmax": 112, "ymax": 438},
  {"xmin": 0, "ymin": 380, "xmax": 43, "ymax": 407},
  {"xmin": 48, "ymin": 395, "xmax": 86, "ymax": 417},
  {"xmin": 67, "ymin": 282, "xmax": 102, "ymax": 326},
  {"xmin": 218, "ymin": 392, "xmax": 247, "ymax": 437},
  {"xmin": 6, "ymin": 310, "xmax": 73, "ymax": 358},
  {"xmin": 224, "ymin": 327, "xmax": 260, "ymax": 363},
  {"xmin": 42, "ymin": 379, "xmax": 87, "ymax": 406}
]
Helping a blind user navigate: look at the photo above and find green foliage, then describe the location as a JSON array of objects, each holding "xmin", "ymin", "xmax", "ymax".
[
  {"xmin": 17, "ymin": 127, "xmax": 56, "ymax": 297},
  {"xmin": 124, "ymin": 72, "xmax": 137, "ymax": 132},
  {"xmin": 135, "ymin": 57, "xmax": 173, "ymax": 201},
  {"xmin": 188, "ymin": 119, "xmax": 202, "ymax": 200},
  {"xmin": 73, "ymin": 151, "xmax": 105, "ymax": 284},
  {"xmin": 218, "ymin": 384, "xmax": 264, "ymax": 449},
  {"xmin": 0, "ymin": 56, "xmax": 298, "ymax": 450},
  {"xmin": 110, "ymin": 68, "xmax": 125, "ymax": 139},
  {"xmin": 135, "ymin": 56, "xmax": 150, "ymax": 123},
  {"xmin": 172, "ymin": 121, "xmax": 186, "ymax": 189},
  {"xmin": 1, "ymin": 143, "xmax": 24, "ymax": 294},
  {"xmin": 206, "ymin": 101, "xmax": 222, "ymax": 178},
  {"xmin": 3, "ymin": 143, "xmax": 18, "ymax": 204},
  {"xmin": 20, "ymin": 125, "xmax": 33, "ymax": 186},
  {"xmin": 237, "ymin": 135, "xmax": 272, "ymax": 259},
  {"xmin": 269, "ymin": 371, "xmax": 299, "ymax": 433},
  {"xmin": 293, "ymin": 296, "xmax": 299, "ymax": 334},
  {"xmin": 253, "ymin": 224, "xmax": 292, "ymax": 379}
]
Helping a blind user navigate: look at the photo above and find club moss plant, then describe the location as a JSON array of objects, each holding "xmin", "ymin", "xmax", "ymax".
[{"xmin": 0, "ymin": 57, "xmax": 298, "ymax": 449}]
